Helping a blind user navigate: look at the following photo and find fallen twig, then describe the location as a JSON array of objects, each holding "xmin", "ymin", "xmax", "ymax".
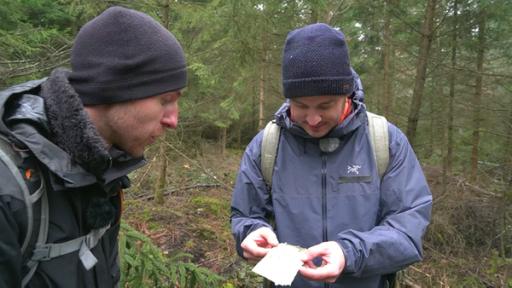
[{"xmin": 136, "ymin": 184, "xmax": 222, "ymax": 201}]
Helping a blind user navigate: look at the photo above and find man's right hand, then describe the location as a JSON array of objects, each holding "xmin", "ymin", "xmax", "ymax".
[{"xmin": 241, "ymin": 227, "xmax": 279, "ymax": 261}]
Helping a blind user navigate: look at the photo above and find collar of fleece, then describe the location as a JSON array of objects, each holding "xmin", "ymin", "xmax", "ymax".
[{"xmin": 41, "ymin": 68, "xmax": 111, "ymax": 176}]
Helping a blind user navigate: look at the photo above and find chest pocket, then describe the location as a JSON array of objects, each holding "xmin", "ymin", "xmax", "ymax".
[{"xmin": 333, "ymin": 163, "xmax": 376, "ymax": 195}]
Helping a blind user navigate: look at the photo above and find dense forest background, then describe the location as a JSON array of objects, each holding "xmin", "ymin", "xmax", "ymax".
[{"xmin": 1, "ymin": 0, "xmax": 511, "ymax": 287}]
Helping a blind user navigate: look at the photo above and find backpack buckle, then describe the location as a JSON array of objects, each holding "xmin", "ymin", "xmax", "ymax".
[{"xmin": 31, "ymin": 245, "xmax": 52, "ymax": 261}]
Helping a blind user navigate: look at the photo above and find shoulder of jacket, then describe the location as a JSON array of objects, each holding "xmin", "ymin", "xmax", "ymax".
[{"xmin": 0, "ymin": 78, "xmax": 46, "ymax": 97}]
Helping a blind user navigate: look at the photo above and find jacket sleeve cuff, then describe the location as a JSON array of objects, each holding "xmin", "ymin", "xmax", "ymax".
[{"xmin": 337, "ymin": 239, "xmax": 357, "ymax": 275}]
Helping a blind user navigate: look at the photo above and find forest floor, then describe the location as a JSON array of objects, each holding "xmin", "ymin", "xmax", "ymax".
[{"xmin": 123, "ymin": 143, "xmax": 511, "ymax": 287}]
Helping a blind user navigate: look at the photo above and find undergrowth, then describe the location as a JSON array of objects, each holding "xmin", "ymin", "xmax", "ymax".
[{"xmin": 119, "ymin": 222, "xmax": 224, "ymax": 287}]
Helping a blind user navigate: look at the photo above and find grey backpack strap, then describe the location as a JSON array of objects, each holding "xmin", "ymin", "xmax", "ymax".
[
  {"xmin": 0, "ymin": 136, "xmax": 48, "ymax": 287},
  {"xmin": 261, "ymin": 121, "xmax": 281, "ymax": 188},
  {"xmin": 366, "ymin": 111, "xmax": 389, "ymax": 178},
  {"xmin": 22, "ymin": 180, "xmax": 48, "ymax": 287},
  {"xmin": 0, "ymin": 138, "xmax": 34, "ymax": 252},
  {"xmin": 31, "ymin": 224, "xmax": 111, "ymax": 270}
]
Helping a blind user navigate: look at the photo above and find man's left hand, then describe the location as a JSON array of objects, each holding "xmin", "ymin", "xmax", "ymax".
[{"xmin": 299, "ymin": 241, "xmax": 346, "ymax": 283}]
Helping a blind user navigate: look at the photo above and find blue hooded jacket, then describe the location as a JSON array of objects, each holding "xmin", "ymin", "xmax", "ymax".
[{"xmin": 230, "ymin": 71, "xmax": 432, "ymax": 287}]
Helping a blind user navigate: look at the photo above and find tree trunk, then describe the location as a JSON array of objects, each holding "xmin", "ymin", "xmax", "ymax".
[
  {"xmin": 236, "ymin": 120, "xmax": 241, "ymax": 148},
  {"xmin": 507, "ymin": 104, "xmax": 512, "ymax": 187},
  {"xmin": 426, "ymin": 84, "xmax": 434, "ymax": 157},
  {"xmin": 154, "ymin": 0, "xmax": 171, "ymax": 205},
  {"xmin": 220, "ymin": 127, "xmax": 227, "ymax": 156},
  {"xmin": 503, "ymin": 101, "xmax": 512, "ymax": 257},
  {"xmin": 154, "ymin": 141, "xmax": 167, "ymax": 205},
  {"xmin": 470, "ymin": 8, "xmax": 486, "ymax": 183},
  {"xmin": 382, "ymin": 0, "xmax": 393, "ymax": 118},
  {"xmin": 258, "ymin": 32, "xmax": 267, "ymax": 130},
  {"xmin": 161, "ymin": 0, "xmax": 170, "ymax": 28},
  {"xmin": 443, "ymin": 0, "xmax": 458, "ymax": 193},
  {"xmin": 406, "ymin": 0, "xmax": 437, "ymax": 148}
]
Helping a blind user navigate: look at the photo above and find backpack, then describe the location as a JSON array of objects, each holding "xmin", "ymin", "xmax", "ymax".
[
  {"xmin": 261, "ymin": 111, "xmax": 389, "ymax": 187},
  {"xmin": 0, "ymin": 135, "xmax": 109, "ymax": 287}
]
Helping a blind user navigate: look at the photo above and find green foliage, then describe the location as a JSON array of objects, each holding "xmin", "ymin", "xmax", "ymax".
[
  {"xmin": 21, "ymin": 0, "xmax": 73, "ymax": 29},
  {"xmin": 191, "ymin": 195, "xmax": 229, "ymax": 218},
  {"xmin": 224, "ymin": 261, "xmax": 264, "ymax": 288},
  {"xmin": 0, "ymin": 0, "xmax": 74, "ymax": 85},
  {"xmin": 487, "ymin": 250, "xmax": 511, "ymax": 277},
  {"xmin": 0, "ymin": 0, "xmax": 24, "ymax": 30},
  {"xmin": 119, "ymin": 222, "xmax": 224, "ymax": 288}
]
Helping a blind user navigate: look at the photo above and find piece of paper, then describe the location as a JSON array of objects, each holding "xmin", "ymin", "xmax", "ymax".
[{"xmin": 252, "ymin": 243, "xmax": 304, "ymax": 286}]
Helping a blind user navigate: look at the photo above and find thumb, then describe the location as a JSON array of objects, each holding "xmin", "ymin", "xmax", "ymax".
[
  {"xmin": 300, "ymin": 242, "xmax": 330, "ymax": 262},
  {"xmin": 259, "ymin": 227, "xmax": 279, "ymax": 247}
]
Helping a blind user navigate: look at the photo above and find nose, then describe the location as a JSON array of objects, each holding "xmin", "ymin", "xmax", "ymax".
[
  {"xmin": 161, "ymin": 104, "xmax": 179, "ymax": 129},
  {"xmin": 306, "ymin": 113, "xmax": 322, "ymax": 126}
]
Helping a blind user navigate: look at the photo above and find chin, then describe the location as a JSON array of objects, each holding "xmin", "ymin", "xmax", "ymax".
[{"xmin": 307, "ymin": 130, "xmax": 329, "ymax": 138}]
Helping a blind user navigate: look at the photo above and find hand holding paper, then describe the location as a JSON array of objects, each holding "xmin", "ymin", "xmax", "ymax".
[
  {"xmin": 252, "ymin": 243, "xmax": 305, "ymax": 286},
  {"xmin": 299, "ymin": 241, "xmax": 345, "ymax": 283},
  {"xmin": 240, "ymin": 227, "xmax": 279, "ymax": 261},
  {"xmin": 252, "ymin": 241, "xmax": 346, "ymax": 286}
]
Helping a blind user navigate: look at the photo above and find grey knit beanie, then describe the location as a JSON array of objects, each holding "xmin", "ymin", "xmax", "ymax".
[
  {"xmin": 69, "ymin": 6, "xmax": 187, "ymax": 105},
  {"xmin": 282, "ymin": 23, "xmax": 353, "ymax": 98}
]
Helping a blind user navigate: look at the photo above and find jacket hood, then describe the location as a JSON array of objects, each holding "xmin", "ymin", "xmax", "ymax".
[
  {"xmin": 274, "ymin": 68, "xmax": 367, "ymax": 139},
  {"xmin": 0, "ymin": 68, "xmax": 145, "ymax": 188}
]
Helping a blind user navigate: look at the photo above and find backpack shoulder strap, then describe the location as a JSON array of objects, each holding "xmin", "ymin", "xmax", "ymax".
[
  {"xmin": 0, "ymin": 135, "xmax": 49, "ymax": 287},
  {"xmin": 260, "ymin": 112, "xmax": 389, "ymax": 184},
  {"xmin": 0, "ymin": 136, "xmax": 36, "ymax": 252},
  {"xmin": 261, "ymin": 121, "xmax": 281, "ymax": 188},
  {"xmin": 366, "ymin": 111, "xmax": 389, "ymax": 178}
]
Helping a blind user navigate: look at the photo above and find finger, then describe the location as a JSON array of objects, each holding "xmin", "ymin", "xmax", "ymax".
[
  {"xmin": 259, "ymin": 228, "xmax": 279, "ymax": 246},
  {"xmin": 241, "ymin": 241, "xmax": 270, "ymax": 258},
  {"xmin": 243, "ymin": 250, "xmax": 265, "ymax": 262},
  {"xmin": 299, "ymin": 265, "xmax": 338, "ymax": 282},
  {"xmin": 299, "ymin": 266, "xmax": 325, "ymax": 281},
  {"xmin": 300, "ymin": 243, "xmax": 329, "ymax": 262},
  {"xmin": 302, "ymin": 260, "xmax": 317, "ymax": 269}
]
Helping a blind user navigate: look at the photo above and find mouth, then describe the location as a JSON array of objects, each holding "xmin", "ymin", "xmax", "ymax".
[{"xmin": 308, "ymin": 123, "xmax": 324, "ymax": 131}]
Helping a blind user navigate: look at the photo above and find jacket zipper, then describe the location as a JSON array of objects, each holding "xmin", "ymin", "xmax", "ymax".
[
  {"xmin": 321, "ymin": 154, "xmax": 329, "ymax": 288},
  {"xmin": 321, "ymin": 154, "xmax": 327, "ymax": 242}
]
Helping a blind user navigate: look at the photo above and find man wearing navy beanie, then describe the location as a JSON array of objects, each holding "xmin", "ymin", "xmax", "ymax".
[
  {"xmin": 0, "ymin": 6, "xmax": 187, "ymax": 287},
  {"xmin": 232, "ymin": 23, "xmax": 432, "ymax": 287}
]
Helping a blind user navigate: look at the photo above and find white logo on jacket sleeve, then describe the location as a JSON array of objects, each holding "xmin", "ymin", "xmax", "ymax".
[{"xmin": 347, "ymin": 164, "xmax": 361, "ymax": 175}]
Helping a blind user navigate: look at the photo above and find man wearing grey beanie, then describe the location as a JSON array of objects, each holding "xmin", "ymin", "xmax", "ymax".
[
  {"xmin": 0, "ymin": 6, "xmax": 186, "ymax": 287},
  {"xmin": 231, "ymin": 23, "xmax": 432, "ymax": 287}
]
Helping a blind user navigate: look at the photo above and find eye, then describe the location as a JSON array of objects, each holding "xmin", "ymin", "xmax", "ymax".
[
  {"xmin": 318, "ymin": 101, "xmax": 337, "ymax": 110},
  {"xmin": 161, "ymin": 92, "xmax": 181, "ymax": 106},
  {"xmin": 291, "ymin": 101, "xmax": 307, "ymax": 110},
  {"xmin": 160, "ymin": 95, "xmax": 173, "ymax": 106}
]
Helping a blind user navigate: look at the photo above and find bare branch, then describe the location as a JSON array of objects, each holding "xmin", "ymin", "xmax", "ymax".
[{"xmin": 136, "ymin": 184, "xmax": 222, "ymax": 201}]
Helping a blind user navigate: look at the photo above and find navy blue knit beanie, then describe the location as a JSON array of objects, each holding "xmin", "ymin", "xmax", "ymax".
[
  {"xmin": 282, "ymin": 23, "xmax": 353, "ymax": 98},
  {"xmin": 69, "ymin": 6, "xmax": 187, "ymax": 105}
]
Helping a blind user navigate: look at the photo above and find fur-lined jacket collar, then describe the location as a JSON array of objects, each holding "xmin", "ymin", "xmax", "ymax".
[{"xmin": 1, "ymin": 68, "xmax": 145, "ymax": 187}]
